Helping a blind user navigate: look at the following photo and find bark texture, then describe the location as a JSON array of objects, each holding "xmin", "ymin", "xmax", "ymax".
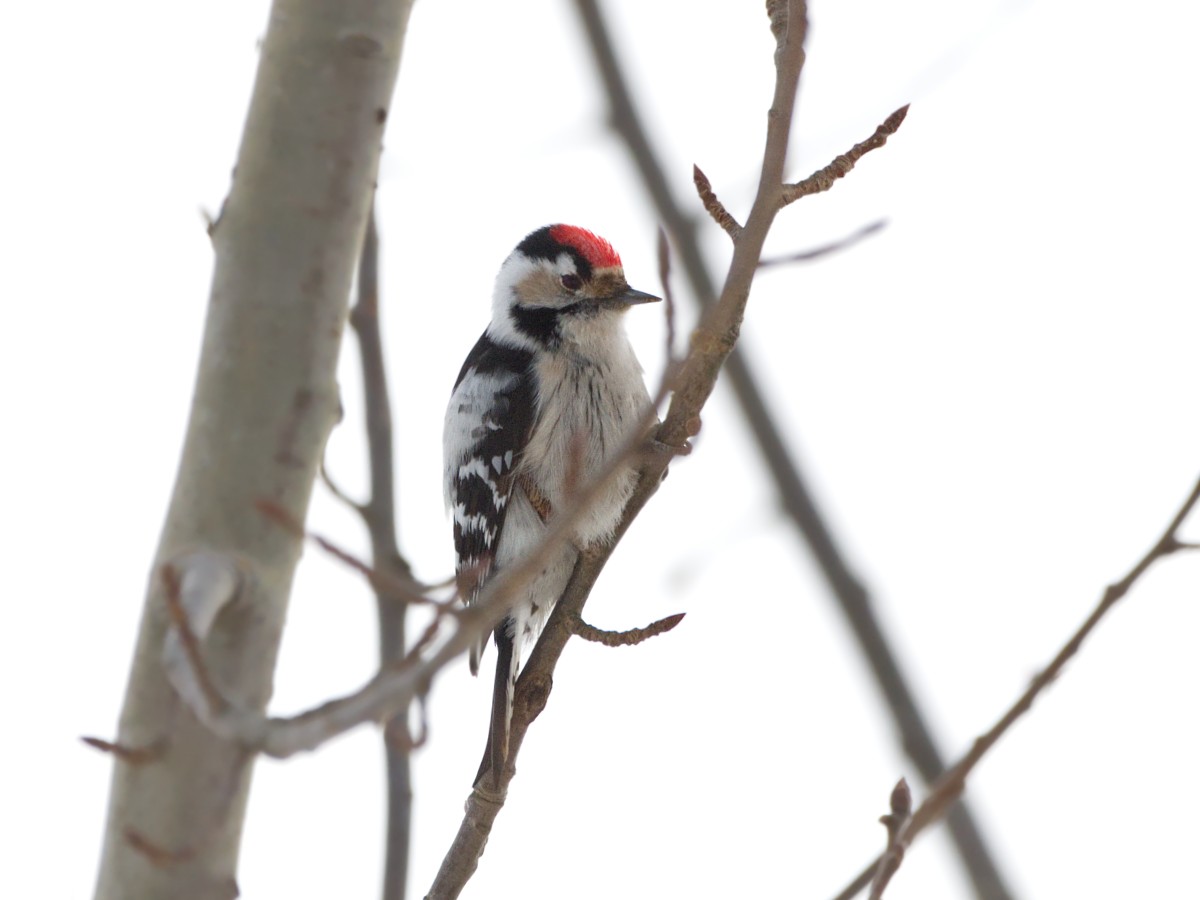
[{"xmin": 93, "ymin": 3, "xmax": 414, "ymax": 898}]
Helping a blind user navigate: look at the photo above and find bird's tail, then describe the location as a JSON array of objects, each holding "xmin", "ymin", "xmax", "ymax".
[{"xmin": 474, "ymin": 620, "xmax": 517, "ymax": 789}]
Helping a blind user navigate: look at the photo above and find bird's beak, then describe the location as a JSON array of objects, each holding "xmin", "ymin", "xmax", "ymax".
[{"xmin": 618, "ymin": 286, "xmax": 661, "ymax": 305}]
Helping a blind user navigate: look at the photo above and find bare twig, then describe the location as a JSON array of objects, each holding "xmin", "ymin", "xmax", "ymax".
[
  {"xmin": 757, "ymin": 219, "xmax": 887, "ymax": 268},
  {"xmin": 161, "ymin": 564, "xmax": 228, "ymax": 718},
  {"xmin": 832, "ymin": 475, "xmax": 1200, "ymax": 900},
  {"xmin": 569, "ymin": 4, "xmax": 1010, "ymax": 899},
  {"xmin": 693, "ymin": 165, "xmax": 743, "ymax": 240},
  {"xmin": 570, "ymin": 612, "xmax": 686, "ymax": 647},
  {"xmin": 319, "ymin": 457, "xmax": 366, "ymax": 516},
  {"xmin": 80, "ymin": 737, "xmax": 166, "ymax": 766},
  {"xmin": 255, "ymin": 498, "xmax": 440, "ymax": 607},
  {"xmin": 868, "ymin": 779, "xmax": 914, "ymax": 900},
  {"xmin": 781, "ymin": 105, "xmax": 909, "ymax": 206}
]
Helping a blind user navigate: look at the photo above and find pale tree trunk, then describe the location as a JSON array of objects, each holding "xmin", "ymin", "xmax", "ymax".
[{"xmin": 93, "ymin": 2, "xmax": 414, "ymax": 898}]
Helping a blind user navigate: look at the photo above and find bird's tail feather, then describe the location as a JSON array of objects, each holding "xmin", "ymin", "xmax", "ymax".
[{"xmin": 474, "ymin": 622, "xmax": 516, "ymax": 788}]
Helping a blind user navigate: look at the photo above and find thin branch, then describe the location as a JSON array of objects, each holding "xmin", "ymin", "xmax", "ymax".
[
  {"xmin": 80, "ymin": 737, "xmax": 166, "ymax": 766},
  {"xmin": 832, "ymin": 475, "xmax": 1200, "ymax": 900},
  {"xmin": 255, "ymin": 498, "xmax": 441, "ymax": 607},
  {"xmin": 757, "ymin": 219, "xmax": 886, "ymax": 268},
  {"xmin": 693, "ymin": 164, "xmax": 743, "ymax": 240},
  {"xmin": 780, "ymin": 105, "xmax": 909, "ymax": 207},
  {"xmin": 160, "ymin": 555, "xmax": 242, "ymax": 719},
  {"xmin": 569, "ymin": 3, "xmax": 1009, "ymax": 899},
  {"xmin": 868, "ymin": 779, "xmax": 914, "ymax": 900},
  {"xmin": 570, "ymin": 612, "xmax": 686, "ymax": 647},
  {"xmin": 349, "ymin": 203, "xmax": 412, "ymax": 900},
  {"xmin": 320, "ymin": 456, "xmax": 367, "ymax": 516}
]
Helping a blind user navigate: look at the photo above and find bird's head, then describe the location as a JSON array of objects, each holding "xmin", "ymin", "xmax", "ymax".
[{"xmin": 489, "ymin": 224, "xmax": 659, "ymax": 350}]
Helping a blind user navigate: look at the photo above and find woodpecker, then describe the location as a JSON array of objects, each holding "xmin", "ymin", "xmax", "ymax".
[{"xmin": 444, "ymin": 224, "xmax": 659, "ymax": 787}]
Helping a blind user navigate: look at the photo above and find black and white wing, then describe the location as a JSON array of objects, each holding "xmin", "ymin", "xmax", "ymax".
[{"xmin": 443, "ymin": 333, "xmax": 537, "ymax": 674}]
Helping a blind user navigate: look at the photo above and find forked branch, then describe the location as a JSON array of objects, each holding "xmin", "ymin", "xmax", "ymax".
[{"xmin": 427, "ymin": 2, "xmax": 827, "ymax": 896}]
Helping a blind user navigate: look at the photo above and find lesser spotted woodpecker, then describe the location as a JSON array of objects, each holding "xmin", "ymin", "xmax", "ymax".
[{"xmin": 444, "ymin": 224, "xmax": 658, "ymax": 786}]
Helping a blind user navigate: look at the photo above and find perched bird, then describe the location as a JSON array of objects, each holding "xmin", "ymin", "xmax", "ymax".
[{"xmin": 443, "ymin": 224, "xmax": 659, "ymax": 786}]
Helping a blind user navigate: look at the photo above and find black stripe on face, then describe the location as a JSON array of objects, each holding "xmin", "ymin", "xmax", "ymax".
[
  {"xmin": 511, "ymin": 301, "xmax": 599, "ymax": 348},
  {"xmin": 511, "ymin": 305, "xmax": 561, "ymax": 346}
]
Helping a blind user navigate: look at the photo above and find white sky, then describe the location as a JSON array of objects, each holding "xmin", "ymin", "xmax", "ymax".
[{"xmin": 5, "ymin": 0, "xmax": 1199, "ymax": 898}]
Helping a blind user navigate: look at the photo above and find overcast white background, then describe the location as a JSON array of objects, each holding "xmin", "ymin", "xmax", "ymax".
[{"xmin": 5, "ymin": 0, "xmax": 1199, "ymax": 897}]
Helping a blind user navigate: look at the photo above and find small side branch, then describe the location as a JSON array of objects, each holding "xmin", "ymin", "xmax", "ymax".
[
  {"xmin": 781, "ymin": 105, "xmax": 909, "ymax": 207},
  {"xmin": 255, "ymin": 498, "xmax": 439, "ymax": 608},
  {"xmin": 570, "ymin": 612, "xmax": 686, "ymax": 647},
  {"xmin": 693, "ymin": 165, "xmax": 743, "ymax": 240},
  {"xmin": 831, "ymin": 474, "xmax": 1200, "ymax": 900},
  {"xmin": 80, "ymin": 736, "xmax": 165, "ymax": 766},
  {"xmin": 758, "ymin": 220, "xmax": 886, "ymax": 268},
  {"xmin": 868, "ymin": 778, "xmax": 914, "ymax": 900},
  {"xmin": 161, "ymin": 551, "xmax": 242, "ymax": 721},
  {"xmin": 348, "ymin": 204, "xmax": 413, "ymax": 900}
]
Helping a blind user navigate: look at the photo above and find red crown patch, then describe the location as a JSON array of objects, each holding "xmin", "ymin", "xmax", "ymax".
[{"xmin": 548, "ymin": 224, "xmax": 622, "ymax": 269}]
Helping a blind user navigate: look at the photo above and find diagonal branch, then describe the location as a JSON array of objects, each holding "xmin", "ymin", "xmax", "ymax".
[
  {"xmin": 569, "ymin": 2, "xmax": 1010, "ymax": 899},
  {"xmin": 162, "ymin": 392, "xmax": 670, "ymax": 762},
  {"xmin": 426, "ymin": 3, "xmax": 813, "ymax": 896},
  {"xmin": 757, "ymin": 219, "xmax": 886, "ymax": 268},
  {"xmin": 832, "ymin": 474, "xmax": 1200, "ymax": 900}
]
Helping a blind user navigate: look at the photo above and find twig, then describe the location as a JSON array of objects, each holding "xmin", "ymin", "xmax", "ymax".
[
  {"xmin": 781, "ymin": 105, "xmax": 909, "ymax": 206},
  {"xmin": 832, "ymin": 475, "xmax": 1200, "ymax": 900},
  {"xmin": 319, "ymin": 457, "xmax": 366, "ymax": 515},
  {"xmin": 570, "ymin": 612, "xmax": 686, "ymax": 647},
  {"xmin": 868, "ymin": 779, "xmax": 914, "ymax": 900},
  {"xmin": 80, "ymin": 736, "xmax": 166, "ymax": 765},
  {"xmin": 255, "ymin": 498, "xmax": 441, "ymax": 608},
  {"xmin": 161, "ymin": 559, "xmax": 236, "ymax": 718},
  {"xmin": 757, "ymin": 219, "xmax": 887, "ymax": 268},
  {"xmin": 693, "ymin": 165, "xmax": 743, "ymax": 240},
  {"xmin": 570, "ymin": 3, "xmax": 1010, "ymax": 898}
]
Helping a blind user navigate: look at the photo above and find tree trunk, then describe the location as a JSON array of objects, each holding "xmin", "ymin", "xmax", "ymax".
[{"xmin": 93, "ymin": 2, "xmax": 414, "ymax": 897}]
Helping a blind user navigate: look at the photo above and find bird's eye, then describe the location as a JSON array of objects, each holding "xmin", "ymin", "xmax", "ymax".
[{"xmin": 560, "ymin": 273, "xmax": 583, "ymax": 291}]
